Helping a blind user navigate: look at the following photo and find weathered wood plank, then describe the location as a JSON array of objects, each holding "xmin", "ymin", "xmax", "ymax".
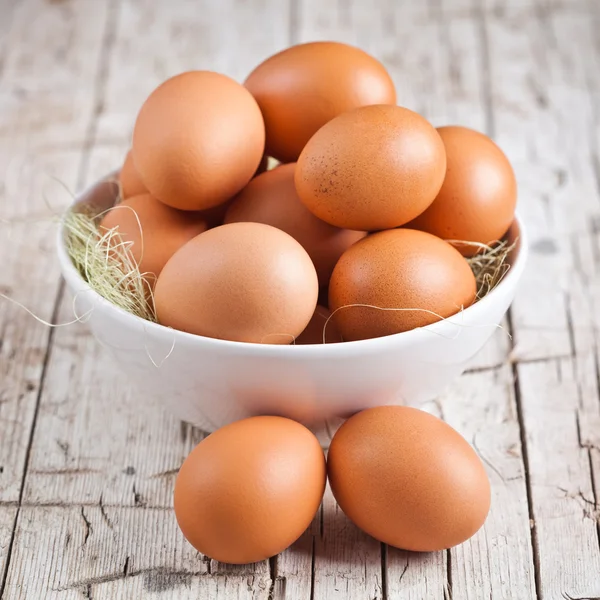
[
  {"xmin": 95, "ymin": 0, "xmax": 292, "ymax": 144},
  {"xmin": 0, "ymin": 1, "xmax": 19, "ymax": 73},
  {"xmin": 386, "ymin": 548, "xmax": 447, "ymax": 600},
  {"xmin": 485, "ymin": 2, "xmax": 600, "ymax": 597},
  {"xmin": 272, "ymin": 526, "xmax": 314, "ymax": 600},
  {"xmin": 518, "ymin": 359, "xmax": 600, "ymax": 598},
  {"xmin": 2, "ymin": 506, "xmax": 271, "ymax": 600},
  {"xmin": 441, "ymin": 366, "xmax": 536, "ymax": 599},
  {"xmin": 486, "ymin": 3, "xmax": 598, "ymax": 362},
  {"xmin": 0, "ymin": 0, "xmax": 111, "ymax": 504},
  {"xmin": 0, "ymin": 0, "xmax": 111, "ymax": 148},
  {"xmin": 312, "ymin": 486, "xmax": 383, "ymax": 600},
  {"xmin": 0, "ymin": 507, "xmax": 17, "ymax": 592}
]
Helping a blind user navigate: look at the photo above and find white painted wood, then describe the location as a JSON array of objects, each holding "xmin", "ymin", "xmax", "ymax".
[
  {"xmin": 440, "ymin": 367, "xmax": 536, "ymax": 599},
  {"xmin": 312, "ymin": 486, "xmax": 383, "ymax": 600},
  {"xmin": 486, "ymin": 3, "xmax": 599, "ymax": 362},
  {"xmin": 485, "ymin": 2, "xmax": 600, "ymax": 597},
  {"xmin": 386, "ymin": 548, "xmax": 447, "ymax": 600},
  {"xmin": 95, "ymin": 0, "xmax": 292, "ymax": 144},
  {"xmin": 0, "ymin": 0, "xmax": 110, "ymax": 149},
  {"xmin": 0, "ymin": 0, "xmax": 111, "ymax": 504},
  {"xmin": 2, "ymin": 506, "xmax": 271, "ymax": 600},
  {"xmin": 0, "ymin": 507, "xmax": 17, "ymax": 590},
  {"xmin": 518, "ymin": 359, "xmax": 600, "ymax": 598},
  {"xmin": 272, "ymin": 521, "xmax": 316, "ymax": 600}
]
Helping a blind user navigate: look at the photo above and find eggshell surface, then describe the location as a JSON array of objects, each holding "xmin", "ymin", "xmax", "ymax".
[
  {"xmin": 407, "ymin": 126, "xmax": 517, "ymax": 255},
  {"xmin": 154, "ymin": 222, "xmax": 319, "ymax": 343},
  {"xmin": 224, "ymin": 163, "xmax": 366, "ymax": 286},
  {"xmin": 99, "ymin": 194, "xmax": 207, "ymax": 285},
  {"xmin": 133, "ymin": 71, "xmax": 265, "ymax": 211},
  {"xmin": 119, "ymin": 150, "xmax": 147, "ymax": 199},
  {"xmin": 245, "ymin": 41, "xmax": 396, "ymax": 163},
  {"xmin": 327, "ymin": 406, "xmax": 491, "ymax": 551},
  {"xmin": 174, "ymin": 416, "xmax": 326, "ymax": 564},
  {"xmin": 295, "ymin": 105, "xmax": 446, "ymax": 231},
  {"xmin": 328, "ymin": 228, "xmax": 477, "ymax": 340}
]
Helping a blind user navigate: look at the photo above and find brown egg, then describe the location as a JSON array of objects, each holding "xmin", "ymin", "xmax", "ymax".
[
  {"xmin": 133, "ymin": 71, "xmax": 265, "ymax": 211},
  {"xmin": 328, "ymin": 229, "xmax": 477, "ymax": 340},
  {"xmin": 245, "ymin": 41, "xmax": 396, "ymax": 163},
  {"xmin": 155, "ymin": 222, "xmax": 319, "ymax": 343},
  {"xmin": 224, "ymin": 163, "xmax": 366, "ymax": 286},
  {"xmin": 118, "ymin": 150, "xmax": 147, "ymax": 199},
  {"xmin": 295, "ymin": 105, "xmax": 446, "ymax": 231},
  {"xmin": 295, "ymin": 305, "xmax": 343, "ymax": 344},
  {"xmin": 328, "ymin": 406, "xmax": 491, "ymax": 551},
  {"xmin": 406, "ymin": 126, "xmax": 517, "ymax": 256},
  {"xmin": 175, "ymin": 416, "xmax": 326, "ymax": 564},
  {"xmin": 99, "ymin": 194, "xmax": 207, "ymax": 285}
]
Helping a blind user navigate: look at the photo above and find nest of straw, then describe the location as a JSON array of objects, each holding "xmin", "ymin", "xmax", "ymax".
[
  {"xmin": 62, "ymin": 205, "xmax": 516, "ymax": 325},
  {"xmin": 63, "ymin": 204, "xmax": 157, "ymax": 322}
]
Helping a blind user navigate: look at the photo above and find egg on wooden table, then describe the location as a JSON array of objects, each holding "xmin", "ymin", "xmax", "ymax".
[
  {"xmin": 295, "ymin": 105, "xmax": 447, "ymax": 231},
  {"xmin": 328, "ymin": 228, "xmax": 477, "ymax": 341},
  {"xmin": 133, "ymin": 71, "xmax": 265, "ymax": 211},
  {"xmin": 245, "ymin": 41, "xmax": 396, "ymax": 163},
  {"xmin": 154, "ymin": 222, "xmax": 319, "ymax": 343},
  {"xmin": 224, "ymin": 163, "xmax": 366, "ymax": 286},
  {"xmin": 406, "ymin": 126, "xmax": 517, "ymax": 256},
  {"xmin": 99, "ymin": 194, "xmax": 207, "ymax": 287},
  {"xmin": 118, "ymin": 150, "xmax": 147, "ymax": 199},
  {"xmin": 174, "ymin": 416, "xmax": 326, "ymax": 564},
  {"xmin": 327, "ymin": 406, "xmax": 491, "ymax": 551}
]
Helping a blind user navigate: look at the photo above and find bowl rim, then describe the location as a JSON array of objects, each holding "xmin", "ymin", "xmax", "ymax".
[{"xmin": 56, "ymin": 179, "xmax": 528, "ymax": 358}]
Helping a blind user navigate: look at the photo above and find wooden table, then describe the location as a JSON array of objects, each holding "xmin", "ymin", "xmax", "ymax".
[{"xmin": 1, "ymin": 0, "xmax": 599, "ymax": 598}]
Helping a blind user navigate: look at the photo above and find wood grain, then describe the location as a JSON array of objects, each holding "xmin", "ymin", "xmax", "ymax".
[
  {"xmin": 442, "ymin": 367, "xmax": 536, "ymax": 599},
  {"xmin": 0, "ymin": 508, "xmax": 17, "ymax": 592},
  {"xmin": 1, "ymin": 506, "xmax": 271, "ymax": 600},
  {"xmin": 484, "ymin": 2, "xmax": 600, "ymax": 597},
  {"xmin": 0, "ymin": 0, "xmax": 111, "ymax": 504}
]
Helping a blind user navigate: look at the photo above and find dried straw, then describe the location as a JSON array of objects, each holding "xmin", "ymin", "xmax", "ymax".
[
  {"xmin": 62, "ymin": 206, "xmax": 157, "ymax": 322},
  {"xmin": 464, "ymin": 239, "xmax": 517, "ymax": 299}
]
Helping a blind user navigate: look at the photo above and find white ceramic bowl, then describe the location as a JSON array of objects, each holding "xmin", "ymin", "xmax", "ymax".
[{"xmin": 57, "ymin": 175, "xmax": 528, "ymax": 443}]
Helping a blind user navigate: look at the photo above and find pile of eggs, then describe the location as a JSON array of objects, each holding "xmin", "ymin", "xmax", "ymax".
[
  {"xmin": 97, "ymin": 42, "xmax": 514, "ymax": 561},
  {"xmin": 103, "ymin": 41, "xmax": 517, "ymax": 344},
  {"xmin": 174, "ymin": 407, "xmax": 491, "ymax": 563}
]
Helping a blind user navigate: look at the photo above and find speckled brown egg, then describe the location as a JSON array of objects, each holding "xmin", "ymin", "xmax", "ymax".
[
  {"xmin": 328, "ymin": 229, "xmax": 476, "ymax": 340},
  {"xmin": 327, "ymin": 406, "xmax": 491, "ymax": 551},
  {"xmin": 406, "ymin": 126, "xmax": 517, "ymax": 256},
  {"xmin": 154, "ymin": 222, "xmax": 318, "ymax": 343},
  {"xmin": 295, "ymin": 305, "xmax": 343, "ymax": 344},
  {"xmin": 295, "ymin": 105, "xmax": 446, "ymax": 231},
  {"xmin": 245, "ymin": 41, "xmax": 396, "ymax": 163},
  {"xmin": 175, "ymin": 416, "xmax": 326, "ymax": 564},
  {"xmin": 133, "ymin": 71, "xmax": 265, "ymax": 211},
  {"xmin": 118, "ymin": 150, "xmax": 147, "ymax": 199},
  {"xmin": 224, "ymin": 163, "xmax": 366, "ymax": 286},
  {"xmin": 99, "ymin": 194, "xmax": 207, "ymax": 285}
]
